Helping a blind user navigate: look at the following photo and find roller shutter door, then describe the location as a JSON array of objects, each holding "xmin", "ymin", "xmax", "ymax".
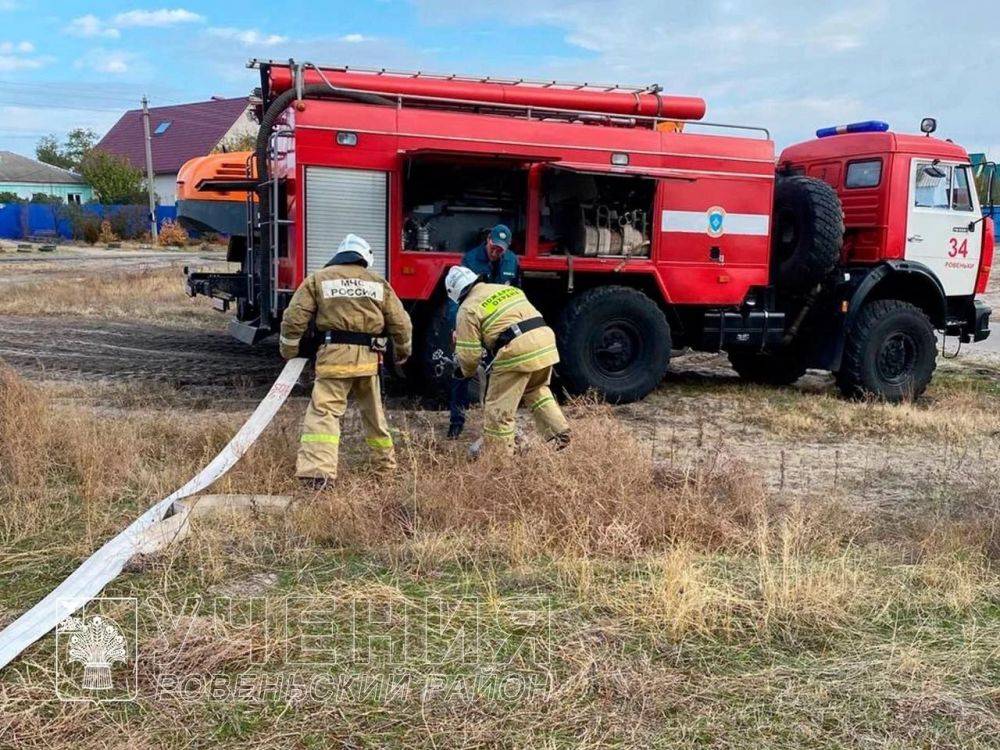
[{"xmin": 305, "ymin": 167, "xmax": 388, "ymax": 277}]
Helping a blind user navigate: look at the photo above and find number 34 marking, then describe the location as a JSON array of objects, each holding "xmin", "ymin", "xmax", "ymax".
[{"xmin": 949, "ymin": 238, "xmax": 969, "ymax": 258}]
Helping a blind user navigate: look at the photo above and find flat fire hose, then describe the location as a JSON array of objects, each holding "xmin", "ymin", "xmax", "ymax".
[{"xmin": 0, "ymin": 358, "xmax": 307, "ymax": 672}]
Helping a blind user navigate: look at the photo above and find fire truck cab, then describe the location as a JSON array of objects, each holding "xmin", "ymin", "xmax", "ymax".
[
  {"xmin": 183, "ymin": 61, "xmax": 994, "ymax": 404},
  {"xmin": 773, "ymin": 123, "xmax": 994, "ymax": 397}
]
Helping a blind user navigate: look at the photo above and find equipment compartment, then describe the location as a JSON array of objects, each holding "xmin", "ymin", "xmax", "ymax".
[
  {"xmin": 540, "ymin": 167, "xmax": 655, "ymax": 257},
  {"xmin": 402, "ymin": 157, "xmax": 527, "ymax": 253}
]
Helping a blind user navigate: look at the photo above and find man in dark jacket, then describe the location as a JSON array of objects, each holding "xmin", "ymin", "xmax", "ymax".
[{"xmin": 461, "ymin": 223, "xmax": 521, "ymax": 286}]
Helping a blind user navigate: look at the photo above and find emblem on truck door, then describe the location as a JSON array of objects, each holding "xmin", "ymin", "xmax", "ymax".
[{"xmin": 707, "ymin": 207, "xmax": 726, "ymax": 238}]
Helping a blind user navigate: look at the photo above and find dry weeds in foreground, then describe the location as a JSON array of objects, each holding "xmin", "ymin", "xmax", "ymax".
[{"xmin": 1, "ymin": 365, "xmax": 999, "ymax": 748}]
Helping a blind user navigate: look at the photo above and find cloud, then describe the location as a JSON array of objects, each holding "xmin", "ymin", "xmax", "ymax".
[
  {"xmin": 407, "ymin": 0, "xmax": 1000, "ymax": 152},
  {"xmin": 66, "ymin": 14, "xmax": 121, "ymax": 39},
  {"xmin": 74, "ymin": 49, "xmax": 134, "ymax": 75},
  {"xmin": 99, "ymin": 56, "xmax": 129, "ymax": 74},
  {"xmin": 0, "ymin": 40, "xmax": 32, "ymax": 53},
  {"xmin": 0, "ymin": 56, "xmax": 42, "ymax": 71},
  {"xmin": 65, "ymin": 8, "xmax": 202, "ymax": 41},
  {"xmin": 0, "ymin": 40, "xmax": 48, "ymax": 71},
  {"xmin": 339, "ymin": 33, "xmax": 370, "ymax": 43},
  {"xmin": 113, "ymin": 8, "xmax": 204, "ymax": 28},
  {"xmin": 207, "ymin": 27, "xmax": 288, "ymax": 46},
  {"xmin": 184, "ymin": 30, "xmax": 429, "ymax": 87}
]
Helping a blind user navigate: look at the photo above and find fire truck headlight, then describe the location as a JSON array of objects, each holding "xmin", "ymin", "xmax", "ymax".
[
  {"xmin": 611, "ymin": 152, "xmax": 629, "ymax": 166},
  {"xmin": 336, "ymin": 131, "xmax": 359, "ymax": 147}
]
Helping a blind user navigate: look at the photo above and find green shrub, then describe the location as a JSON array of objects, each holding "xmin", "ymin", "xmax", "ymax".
[{"xmin": 29, "ymin": 193, "xmax": 63, "ymax": 205}]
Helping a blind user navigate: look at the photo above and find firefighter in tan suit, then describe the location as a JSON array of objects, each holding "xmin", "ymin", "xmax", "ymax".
[
  {"xmin": 446, "ymin": 266, "xmax": 569, "ymax": 454},
  {"xmin": 280, "ymin": 234, "xmax": 412, "ymax": 486}
]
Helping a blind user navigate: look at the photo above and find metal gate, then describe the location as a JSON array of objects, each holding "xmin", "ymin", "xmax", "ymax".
[{"xmin": 305, "ymin": 167, "xmax": 388, "ymax": 277}]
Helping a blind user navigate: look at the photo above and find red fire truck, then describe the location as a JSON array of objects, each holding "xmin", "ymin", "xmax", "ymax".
[{"xmin": 182, "ymin": 61, "xmax": 994, "ymax": 403}]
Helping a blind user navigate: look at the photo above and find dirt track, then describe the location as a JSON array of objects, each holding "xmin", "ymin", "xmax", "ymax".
[{"xmin": 0, "ymin": 316, "xmax": 285, "ymax": 390}]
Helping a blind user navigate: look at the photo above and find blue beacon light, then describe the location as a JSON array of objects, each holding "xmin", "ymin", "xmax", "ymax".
[{"xmin": 816, "ymin": 121, "xmax": 890, "ymax": 139}]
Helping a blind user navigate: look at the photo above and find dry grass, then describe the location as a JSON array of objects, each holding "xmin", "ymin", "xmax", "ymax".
[
  {"xmin": 747, "ymin": 386, "xmax": 1000, "ymax": 443},
  {"xmin": 652, "ymin": 356, "xmax": 1000, "ymax": 445},
  {"xmin": 1, "ymin": 365, "xmax": 999, "ymax": 748},
  {"xmin": 157, "ymin": 219, "xmax": 190, "ymax": 247},
  {"xmin": 304, "ymin": 406, "xmax": 775, "ymax": 557},
  {"xmin": 0, "ymin": 266, "xmax": 219, "ymax": 325}
]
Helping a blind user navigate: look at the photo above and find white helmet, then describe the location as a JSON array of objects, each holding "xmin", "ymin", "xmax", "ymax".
[
  {"xmin": 331, "ymin": 233, "xmax": 374, "ymax": 268},
  {"xmin": 445, "ymin": 265, "xmax": 480, "ymax": 304}
]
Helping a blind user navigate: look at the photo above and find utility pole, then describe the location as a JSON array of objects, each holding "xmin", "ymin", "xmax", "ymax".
[{"xmin": 141, "ymin": 96, "xmax": 158, "ymax": 243}]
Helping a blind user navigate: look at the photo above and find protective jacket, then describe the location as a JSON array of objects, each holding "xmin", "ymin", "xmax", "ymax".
[
  {"xmin": 461, "ymin": 244, "xmax": 521, "ymax": 287},
  {"xmin": 447, "ymin": 246, "xmax": 521, "ymax": 329},
  {"xmin": 454, "ymin": 283, "xmax": 559, "ymax": 378},
  {"xmin": 279, "ymin": 262, "xmax": 412, "ymax": 378}
]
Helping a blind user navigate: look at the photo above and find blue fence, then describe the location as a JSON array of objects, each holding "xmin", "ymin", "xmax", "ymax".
[
  {"xmin": 2, "ymin": 200, "xmax": 993, "ymax": 242},
  {"xmin": 0, "ymin": 203, "xmax": 178, "ymax": 240}
]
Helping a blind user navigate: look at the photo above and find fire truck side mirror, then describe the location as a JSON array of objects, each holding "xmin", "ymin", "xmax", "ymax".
[
  {"xmin": 968, "ymin": 162, "xmax": 996, "ymax": 230},
  {"xmin": 987, "ymin": 162, "xmax": 998, "ymax": 211}
]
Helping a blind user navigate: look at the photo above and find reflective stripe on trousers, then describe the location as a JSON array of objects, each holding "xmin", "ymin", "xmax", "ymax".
[
  {"xmin": 301, "ymin": 433, "xmax": 340, "ymax": 444},
  {"xmin": 296, "ymin": 375, "xmax": 395, "ymax": 480},
  {"xmin": 482, "ymin": 365, "xmax": 568, "ymax": 455}
]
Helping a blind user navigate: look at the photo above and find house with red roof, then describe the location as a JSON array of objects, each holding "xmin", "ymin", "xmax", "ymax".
[{"xmin": 95, "ymin": 97, "xmax": 254, "ymax": 206}]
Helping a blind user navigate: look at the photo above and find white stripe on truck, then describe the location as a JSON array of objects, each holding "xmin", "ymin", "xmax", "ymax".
[{"xmin": 661, "ymin": 210, "xmax": 770, "ymax": 236}]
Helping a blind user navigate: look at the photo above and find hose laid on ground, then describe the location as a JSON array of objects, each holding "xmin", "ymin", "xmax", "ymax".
[{"xmin": 0, "ymin": 358, "xmax": 307, "ymax": 671}]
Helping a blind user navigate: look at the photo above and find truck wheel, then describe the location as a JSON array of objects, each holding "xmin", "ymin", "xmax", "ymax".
[
  {"xmin": 419, "ymin": 301, "xmax": 482, "ymax": 404},
  {"xmin": 771, "ymin": 176, "xmax": 843, "ymax": 293},
  {"xmin": 558, "ymin": 286, "xmax": 671, "ymax": 403},
  {"xmin": 419, "ymin": 301, "xmax": 454, "ymax": 401},
  {"xmin": 728, "ymin": 349, "xmax": 808, "ymax": 386},
  {"xmin": 836, "ymin": 299, "xmax": 937, "ymax": 402}
]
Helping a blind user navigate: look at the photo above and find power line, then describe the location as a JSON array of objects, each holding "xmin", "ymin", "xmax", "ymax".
[
  {"xmin": 0, "ymin": 79, "xmax": 166, "ymax": 99},
  {"xmin": 0, "ymin": 82, "xmax": 180, "ymax": 112},
  {"xmin": 0, "ymin": 101, "xmax": 130, "ymax": 114}
]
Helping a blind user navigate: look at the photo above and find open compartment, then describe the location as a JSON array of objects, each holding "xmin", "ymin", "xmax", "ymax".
[
  {"xmin": 539, "ymin": 166, "xmax": 655, "ymax": 257},
  {"xmin": 401, "ymin": 154, "xmax": 528, "ymax": 254}
]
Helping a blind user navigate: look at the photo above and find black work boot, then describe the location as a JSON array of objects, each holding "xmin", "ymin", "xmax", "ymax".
[
  {"xmin": 548, "ymin": 432, "xmax": 571, "ymax": 451},
  {"xmin": 447, "ymin": 421, "xmax": 464, "ymax": 440}
]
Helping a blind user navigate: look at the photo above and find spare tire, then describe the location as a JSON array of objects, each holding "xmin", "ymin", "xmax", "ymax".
[{"xmin": 770, "ymin": 176, "xmax": 844, "ymax": 293}]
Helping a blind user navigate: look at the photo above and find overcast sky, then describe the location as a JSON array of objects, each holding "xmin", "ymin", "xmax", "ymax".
[{"xmin": 1, "ymin": 1, "xmax": 997, "ymax": 158}]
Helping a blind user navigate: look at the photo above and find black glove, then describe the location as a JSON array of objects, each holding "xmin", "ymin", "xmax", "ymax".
[{"xmin": 297, "ymin": 323, "xmax": 322, "ymax": 359}]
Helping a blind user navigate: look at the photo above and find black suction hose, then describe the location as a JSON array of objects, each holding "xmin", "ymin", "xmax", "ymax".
[
  {"xmin": 253, "ymin": 83, "xmax": 392, "ymax": 326},
  {"xmin": 255, "ymin": 83, "xmax": 392, "ymax": 184}
]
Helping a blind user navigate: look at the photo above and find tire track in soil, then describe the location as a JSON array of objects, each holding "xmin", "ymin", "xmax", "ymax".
[{"xmin": 0, "ymin": 316, "xmax": 287, "ymax": 393}]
